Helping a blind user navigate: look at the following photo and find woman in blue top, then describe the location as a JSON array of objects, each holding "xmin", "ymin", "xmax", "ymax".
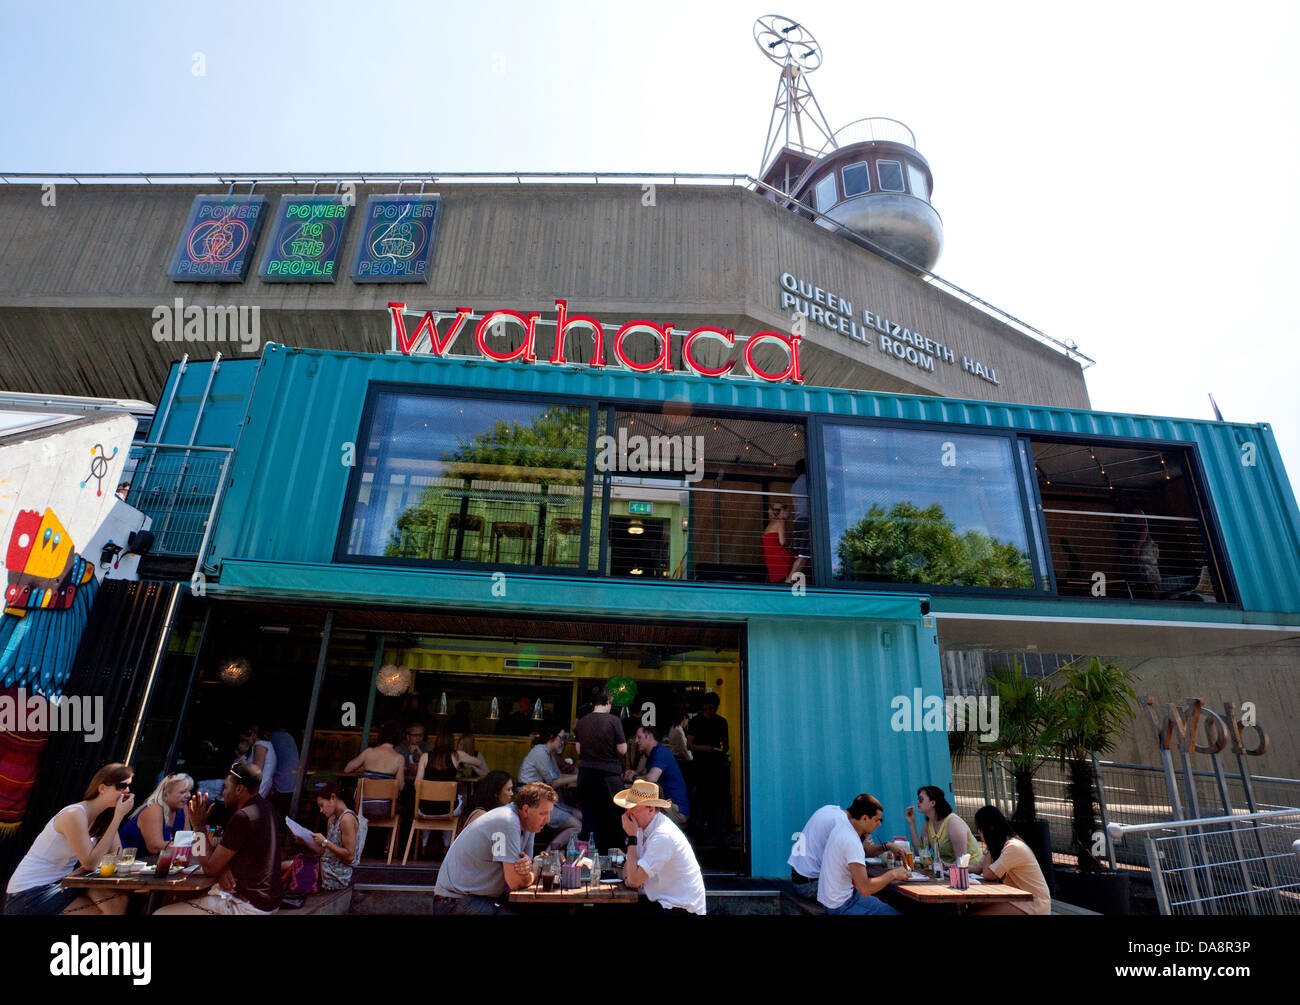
[{"xmin": 119, "ymin": 773, "xmax": 193, "ymax": 855}]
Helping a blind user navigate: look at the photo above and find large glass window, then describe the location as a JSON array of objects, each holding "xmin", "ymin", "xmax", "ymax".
[
  {"xmin": 1031, "ymin": 440, "xmax": 1224, "ymax": 602},
  {"xmin": 823, "ymin": 424, "xmax": 1035, "ymax": 588},
  {"xmin": 842, "ymin": 161, "xmax": 870, "ymax": 197},
  {"xmin": 877, "ymin": 159, "xmax": 906, "ymax": 192},
  {"xmin": 344, "ymin": 392, "xmax": 595, "ymax": 568},
  {"xmin": 814, "ymin": 173, "xmax": 839, "ymax": 213},
  {"xmin": 906, "ymin": 163, "xmax": 929, "ymax": 201}
]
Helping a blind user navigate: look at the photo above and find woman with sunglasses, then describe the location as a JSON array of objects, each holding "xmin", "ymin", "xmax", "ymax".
[{"xmin": 2, "ymin": 763, "xmax": 135, "ymax": 915}]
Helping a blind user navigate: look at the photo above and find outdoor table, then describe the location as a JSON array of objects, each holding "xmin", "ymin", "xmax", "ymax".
[
  {"xmin": 508, "ymin": 882, "xmax": 640, "ymax": 913},
  {"xmin": 869, "ymin": 864, "xmax": 1033, "ymax": 913},
  {"xmin": 63, "ymin": 863, "xmax": 216, "ymax": 914}
]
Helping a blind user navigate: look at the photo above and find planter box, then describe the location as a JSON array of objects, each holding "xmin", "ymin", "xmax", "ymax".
[{"xmin": 1054, "ymin": 868, "xmax": 1131, "ymax": 915}]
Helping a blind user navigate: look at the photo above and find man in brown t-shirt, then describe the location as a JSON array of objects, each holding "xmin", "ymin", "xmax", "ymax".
[
  {"xmin": 574, "ymin": 687, "xmax": 628, "ymax": 850},
  {"xmin": 155, "ymin": 761, "xmax": 283, "ymax": 915}
]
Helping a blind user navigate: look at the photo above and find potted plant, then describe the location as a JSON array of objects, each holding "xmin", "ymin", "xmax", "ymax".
[
  {"xmin": 982, "ymin": 658, "xmax": 1061, "ymax": 895},
  {"xmin": 1048, "ymin": 656, "xmax": 1137, "ymax": 914}
]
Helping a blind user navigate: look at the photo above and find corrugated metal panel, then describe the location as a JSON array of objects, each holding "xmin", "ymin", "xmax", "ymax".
[
  {"xmin": 206, "ymin": 345, "xmax": 1300, "ymax": 618},
  {"xmin": 747, "ymin": 616, "xmax": 951, "ymax": 877}
]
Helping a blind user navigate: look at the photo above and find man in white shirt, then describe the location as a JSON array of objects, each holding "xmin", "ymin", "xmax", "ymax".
[
  {"xmin": 790, "ymin": 798, "xmax": 909, "ymax": 899},
  {"xmin": 817, "ymin": 794, "xmax": 910, "ymax": 916},
  {"xmin": 615, "ymin": 780, "xmax": 706, "ymax": 915}
]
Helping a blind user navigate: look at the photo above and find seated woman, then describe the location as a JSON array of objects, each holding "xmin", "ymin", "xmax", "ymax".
[
  {"xmin": 119, "ymin": 773, "xmax": 194, "ymax": 855},
  {"xmin": 344, "ymin": 720, "xmax": 405, "ymax": 821},
  {"xmin": 283, "ymin": 784, "xmax": 367, "ymax": 890},
  {"xmin": 416, "ymin": 727, "xmax": 460, "ymax": 815},
  {"xmin": 452, "ymin": 733, "xmax": 489, "ymax": 779},
  {"xmin": 905, "ymin": 785, "xmax": 981, "ymax": 868},
  {"xmin": 456, "ymin": 770, "xmax": 514, "ymax": 834},
  {"xmin": 3, "ymin": 763, "xmax": 135, "ymax": 916},
  {"xmin": 968, "ymin": 805, "xmax": 1051, "ymax": 915},
  {"xmin": 761, "ymin": 503, "xmax": 805, "ymax": 584}
]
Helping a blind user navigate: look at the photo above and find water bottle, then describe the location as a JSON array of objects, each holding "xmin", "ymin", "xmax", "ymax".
[{"xmin": 933, "ymin": 840, "xmax": 943, "ymax": 879}]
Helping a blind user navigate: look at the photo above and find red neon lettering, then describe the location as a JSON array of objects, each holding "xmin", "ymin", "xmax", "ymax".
[
  {"xmin": 550, "ymin": 299, "xmax": 606, "ymax": 367},
  {"xmin": 475, "ymin": 310, "xmax": 539, "ymax": 363},
  {"xmin": 743, "ymin": 330, "xmax": 804, "ymax": 383},
  {"xmin": 613, "ymin": 321, "xmax": 673, "ymax": 373},
  {"xmin": 682, "ymin": 327, "xmax": 737, "ymax": 377},
  {"xmin": 388, "ymin": 303, "xmax": 473, "ymax": 355}
]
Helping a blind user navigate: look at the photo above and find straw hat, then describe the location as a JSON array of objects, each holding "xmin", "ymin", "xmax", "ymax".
[{"xmin": 613, "ymin": 779, "xmax": 672, "ymax": 809}]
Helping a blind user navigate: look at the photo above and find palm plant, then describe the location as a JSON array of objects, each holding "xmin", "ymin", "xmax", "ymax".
[
  {"xmin": 983, "ymin": 658, "xmax": 1060, "ymax": 823},
  {"xmin": 1049, "ymin": 657, "xmax": 1137, "ymax": 873}
]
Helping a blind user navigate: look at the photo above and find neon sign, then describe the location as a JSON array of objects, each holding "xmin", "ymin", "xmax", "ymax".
[
  {"xmin": 351, "ymin": 194, "xmax": 442, "ymax": 283},
  {"xmin": 387, "ymin": 300, "xmax": 804, "ymax": 384},
  {"xmin": 258, "ymin": 195, "xmax": 350, "ymax": 282},
  {"xmin": 168, "ymin": 195, "xmax": 267, "ymax": 282}
]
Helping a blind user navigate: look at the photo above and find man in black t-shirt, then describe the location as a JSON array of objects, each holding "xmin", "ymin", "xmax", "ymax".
[
  {"xmin": 574, "ymin": 687, "xmax": 628, "ymax": 850},
  {"xmin": 687, "ymin": 693, "xmax": 731, "ymax": 845},
  {"xmin": 155, "ymin": 761, "xmax": 283, "ymax": 915}
]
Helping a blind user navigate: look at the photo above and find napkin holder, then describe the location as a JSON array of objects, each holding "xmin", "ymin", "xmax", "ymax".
[{"xmin": 948, "ymin": 865, "xmax": 970, "ymax": 890}]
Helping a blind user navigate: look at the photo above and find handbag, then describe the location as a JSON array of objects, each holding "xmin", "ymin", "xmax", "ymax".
[{"xmin": 287, "ymin": 853, "xmax": 320, "ymax": 894}]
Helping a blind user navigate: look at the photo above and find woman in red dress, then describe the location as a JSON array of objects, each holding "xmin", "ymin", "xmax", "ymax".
[{"xmin": 762, "ymin": 503, "xmax": 798, "ymax": 583}]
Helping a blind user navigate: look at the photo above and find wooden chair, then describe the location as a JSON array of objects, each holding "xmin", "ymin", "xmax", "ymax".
[
  {"xmin": 355, "ymin": 776, "xmax": 401, "ymax": 864},
  {"xmin": 441, "ymin": 513, "xmax": 486, "ymax": 562},
  {"xmin": 402, "ymin": 772, "xmax": 461, "ymax": 865},
  {"xmin": 546, "ymin": 517, "xmax": 584, "ymax": 565},
  {"xmin": 490, "ymin": 521, "xmax": 534, "ymax": 563}
]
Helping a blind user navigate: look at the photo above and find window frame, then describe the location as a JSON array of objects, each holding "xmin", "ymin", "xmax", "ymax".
[
  {"xmin": 841, "ymin": 161, "xmax": 871, "ymax": 198},
  {"xmin": 813, "ymin": 172, "xmax": 839, "ymax": 213},
  {"xmin": 876, "ymin": 159, "xmax": 906, "ymax": 193},
  {"xmin": 906, "ymin": 162, "xmax": 930, "ymax": 202}
]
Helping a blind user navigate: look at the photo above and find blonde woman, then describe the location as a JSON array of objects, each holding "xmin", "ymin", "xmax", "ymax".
[{"xmin": 120, "ymin": 773, "xmax": 194, "ymax": 855}]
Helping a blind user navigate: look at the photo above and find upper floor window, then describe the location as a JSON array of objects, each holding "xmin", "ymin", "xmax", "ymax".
[
  {"xmin": 823, "ymin": 423, "xmax": 1035, "ymax": 588},
  {"xmin": 814, "ymin": 173, "xmax": 839, "ymax": 213},
  {"xmin": 906, "ymin": 163, "xmax": 929, "ymax": 201},
  {"xmin": 877, "ymin": 160, "xmax": 906, "ymax": 193},
  {"xmin": 841, "ymin": 162, "xmax": 870, "ymax": 197}
]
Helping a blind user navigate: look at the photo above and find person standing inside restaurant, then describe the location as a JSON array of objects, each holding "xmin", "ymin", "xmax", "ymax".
[
  {"xmin": 268, "ymin": 717, "xmax": 300, "ymax": 820},
  {"xmin": 968, "ymin": 806, "xmax": 1051, "ymax": 915},
  {"xmin": 155, "ymin": 761, "xmax": 282, "ymax": 915},
  {"xmin": 119, "ymin": 772, "xmax": 193, "ymax": 856},
  {"xmin": 3, "ymin": 763, "xmax": 135, "ymax": 916},
  {"xmin": 686, "ymin": 692, "xmax": 729, "ymax": 844},
  {"xmin": 905, "ymin": 785, "xmax": 982, "ymax": 869},
  {"xmin": 616, "ymin": 780, "xmax": 706, "ymax": 915},
  {"xmin": 432, "ymin": 781, "xmax": 558, "ymax": 915},
  {"xmin": 789, "ymin": 799, "xmax": 910, "ymax": 900},
  {"xmin": 624, "ymin": 724, "xmax": 690, "ymax": 826},
  {"xmin": 817, "ymin": 794, "xmax": 910, "ymax": 916},
  {"xmin": 517, "ymin": 728, "xmax": 583, "ymax": 849},
  {"xmin": 574, "ymin": 687, "xmax": 627, "ymax": 850},
  {"xmin": 242, "ymin": 724, "xmax": 277, "ymax": 800}
]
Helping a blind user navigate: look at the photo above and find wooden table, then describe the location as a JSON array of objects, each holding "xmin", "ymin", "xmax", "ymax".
[
  {"xmin": 879, "ymin": 869, "xmax": 1033, "ymax": 912},
  {"xmin": 508, "ymin": 882, "xmax": 640, "ymax": 912},
  {"xmin": 63, "ymin": 864, "xmax": 216, "ymax": 913}
]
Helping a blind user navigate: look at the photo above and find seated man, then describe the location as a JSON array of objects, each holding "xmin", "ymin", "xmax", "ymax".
[
  {"xmin": 154, "ymin": 761, "xmax": 282, "ymax": 915},
  {"xmin": 432, "ymin": 781, "xmax": 557, "ymax": 915},
  {"xmin": 616, "ymin": 780, "xmax": 706, "ymax": 916},
  {"xmin": 817, "ymin": 794, "xmax": 910, "ymax": 916},
  {"xmin": 790, "ymin": 799, "xmax": 909, "ymax": 900},
  {"xmin": 624, "ymin": 724, "xmax": 690, "ymax": 827},
  {"xmin": 517, "ymin": 728, "xmax": 582, "ymax": 850}
]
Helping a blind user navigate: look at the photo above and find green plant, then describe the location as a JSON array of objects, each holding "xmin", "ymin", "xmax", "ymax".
[
  {"xmin": 983, "ymin": 657, "xmax": 1061, "ymax": 823},
  {"xmin": 1050, "ymin": 657, "xmax": 1137, "ymax": 873}
]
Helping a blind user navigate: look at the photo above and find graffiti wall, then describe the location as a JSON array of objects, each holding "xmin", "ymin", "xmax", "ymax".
[{"xmin": 0, "ymin": 412, "xmax": 147, "ymax": 832}]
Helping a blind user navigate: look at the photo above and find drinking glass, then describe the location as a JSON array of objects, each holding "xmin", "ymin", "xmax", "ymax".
[
  {"xmin": 98, "ymin": 852, "xmax": 117, "ymax": 877},
  {"xmin": 118, "ymin": 847, "xmax": 137, "ymax": 867}
]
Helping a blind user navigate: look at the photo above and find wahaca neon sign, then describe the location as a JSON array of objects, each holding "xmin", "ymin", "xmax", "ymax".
[{"xmin": 386, "ymin": 300, "xmax": 804, "ymax": 384}]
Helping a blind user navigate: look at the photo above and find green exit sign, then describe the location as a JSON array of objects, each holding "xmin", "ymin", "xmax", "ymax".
[{"xmin": 628, "ymin": 501, "xmax": 653, "ymax": 515}]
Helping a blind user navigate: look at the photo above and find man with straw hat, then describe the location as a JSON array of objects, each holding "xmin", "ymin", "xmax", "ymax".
[{"xmin": 616, "ymin": 779, "xmax": 706, "ymax": 915}]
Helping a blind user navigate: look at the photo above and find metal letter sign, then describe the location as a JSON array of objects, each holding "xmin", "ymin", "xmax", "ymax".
[
  {"xmin": 258, "ymin": 195, "xmax": 351, "ymax": 282},
  {"xmin": 168, "ymin": 195, "xmax": 267, "ymax": 282},
  {"xmin": 351, "ymin": 194, "xmax": 442, "ymax": 283}
]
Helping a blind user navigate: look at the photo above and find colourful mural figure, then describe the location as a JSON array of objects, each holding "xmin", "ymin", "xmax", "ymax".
[
  {"xmin": 80, "ymin": 443, "xmax": 118, "ymax": 497},
  {"xmin": 1, "ymin": 508, "xmax": 99, "ymax": 833}
]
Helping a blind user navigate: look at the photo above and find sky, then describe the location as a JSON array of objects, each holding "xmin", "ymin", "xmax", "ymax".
[{"xmin": 2, "ymin": 0, "xmax": 1298, "ymax": 481}]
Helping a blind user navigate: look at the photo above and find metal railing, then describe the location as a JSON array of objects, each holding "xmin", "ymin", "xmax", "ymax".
[
  {"xmin": 809, "ymin": 117, "xmax": 919, "ymax": 155},
  {"xmin": 1108, "ymin": 811, "xmax": 1300, "ymax": 915},
  {"xmin": 0, "ymin": 172, "xmax": 1095, "ymax": 369},
  {"xmin": 126, "ymin": 443, "xmax": 232, "ymax": 559}
]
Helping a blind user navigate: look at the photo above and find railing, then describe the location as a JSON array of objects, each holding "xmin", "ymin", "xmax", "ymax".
[
  {"xmin": 126, "ymin": 444, "xmax": 232, "ymax": 560},
  {"xmin": 0, "ymin": 172, "xmax": 1095, "ymax": 369},
  {"xmin": 1108, "ymin": 811, "xmax": 1300, "ymax": 915},
  {"xmin": 810, "ymin": 117, "xmax": 919, "ymax": 156}
]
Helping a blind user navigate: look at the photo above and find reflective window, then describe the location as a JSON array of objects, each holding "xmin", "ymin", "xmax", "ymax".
[
  {"xmin": 344, "ymin": 392, "xmax": 595, "ymax": 568},
  {"xmin": 877, "ymin": 159, "xmax": 905, "ymax": 192},
  {"xmin": 1031, "ymin": 440, "xmax": 1224, "ymax": 602},
  {"xmin": 907, "ymin": 163, "xmax": 929, "ymax": 201},
  {"xmin": 823, "ymin": 424, "xmax": 1034, "ymax": 588},
  {"xmin": 814, "ymin": 173, "xmax": 839, "ymax": 213},
  {"xmin": 841, "ymin": 162, "xmax": 870, "ymax": 197}
]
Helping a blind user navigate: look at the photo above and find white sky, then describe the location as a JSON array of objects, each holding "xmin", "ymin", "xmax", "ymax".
[{"xmin": 2, "ymin": 0, "xmax": 1298, "ymax": 484}]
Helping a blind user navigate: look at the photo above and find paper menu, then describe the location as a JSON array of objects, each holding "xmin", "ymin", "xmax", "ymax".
[{"xmin": 285, "ymin": 816, "xmax": 315, "ymax": 844}]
